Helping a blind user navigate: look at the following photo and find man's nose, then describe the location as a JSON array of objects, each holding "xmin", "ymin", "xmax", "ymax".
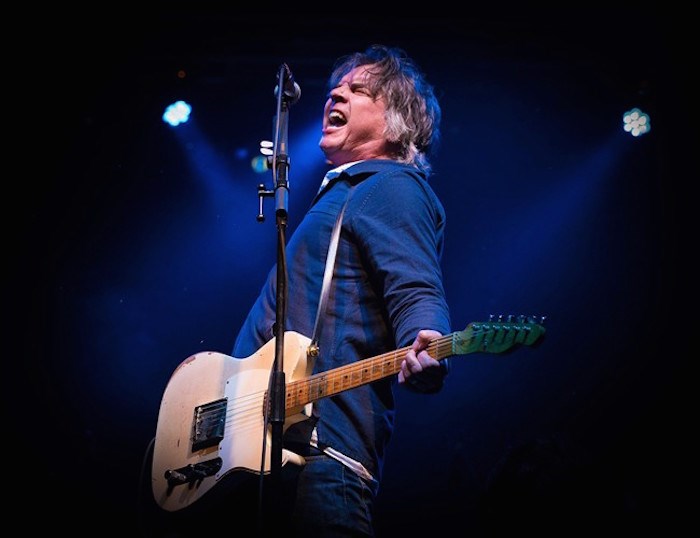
[{"xmin": 330, "ymin": 84, "xmax": 348, "ymax": 101}]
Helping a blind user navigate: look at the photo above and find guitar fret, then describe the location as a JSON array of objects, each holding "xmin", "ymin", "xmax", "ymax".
[{"xmin": 286, "ymin": 339, "xmax": 450, "ymax": 409}]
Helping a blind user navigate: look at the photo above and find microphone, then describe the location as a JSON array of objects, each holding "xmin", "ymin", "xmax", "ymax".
[{"xmin": 274, "ymin": 63, "xmax": 301, "ymax": 105}]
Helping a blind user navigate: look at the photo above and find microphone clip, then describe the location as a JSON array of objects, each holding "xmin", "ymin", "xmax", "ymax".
[{"xmin": 274, "ymin": 63, "xmax": 301, "ymax": 105}]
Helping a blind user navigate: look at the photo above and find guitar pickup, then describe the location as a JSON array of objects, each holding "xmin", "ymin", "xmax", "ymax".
[{"xmin": 192, "ymin": 398, "xmax": 227, "ymax": 451}]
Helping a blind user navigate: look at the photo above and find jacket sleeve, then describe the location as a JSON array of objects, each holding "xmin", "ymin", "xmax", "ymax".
[{"xmin": 348, "ymin": 170, "xmax": 452, "ymax": 389}]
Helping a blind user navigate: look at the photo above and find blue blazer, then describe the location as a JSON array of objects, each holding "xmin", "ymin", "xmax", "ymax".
[{"xmin": 233, "ymin": 159, "xmax": 451, "ymax": 481}]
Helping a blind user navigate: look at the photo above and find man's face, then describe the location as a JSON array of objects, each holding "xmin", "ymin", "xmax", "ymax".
[{"xmin": 319, "ymin": 64, "xmax": 394, "ymax": 166}]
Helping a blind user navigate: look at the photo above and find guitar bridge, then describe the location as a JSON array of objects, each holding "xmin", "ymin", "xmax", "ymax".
[{"xmin": 192, "ymin": 398, "xmax": 226, "ymax": 451}]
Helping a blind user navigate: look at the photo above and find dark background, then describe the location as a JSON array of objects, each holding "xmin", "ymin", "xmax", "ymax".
[{"xmin": 13, "ymin": 8, "xmax": 693, "ymax": 536}]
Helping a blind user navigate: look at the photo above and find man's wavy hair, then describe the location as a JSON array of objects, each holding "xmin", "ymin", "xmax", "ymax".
[{"xmin": 328, "ymin": 44, "xmax": 442, "ymax": 176}]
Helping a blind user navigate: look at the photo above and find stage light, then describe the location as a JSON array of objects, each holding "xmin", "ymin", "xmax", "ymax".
[
  {"xmin": 250, "ymin": 140, "xmax": 273, "ymax": 173},
  {"xmin": 622, "ymin": 107, "xmax": 651, "ymax": 137},
  {"xmin": 259, "ymin": 140, "xmax": 274, "ymax": 156},
  {"xmin": 251, "ymin": 155, "xmax": 268, "ymax": 173},
  {"xmin": 162, "ymin": 100, "xmax": 192, "ymax": 127}
]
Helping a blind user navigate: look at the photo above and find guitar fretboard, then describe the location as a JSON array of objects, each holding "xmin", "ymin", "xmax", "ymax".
[{"xmin": 284, "ymin": 334, "xmax": 455, "ymax": 410}]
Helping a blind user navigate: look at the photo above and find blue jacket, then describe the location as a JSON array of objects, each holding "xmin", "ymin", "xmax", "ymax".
[{"xmin": 233, "ymin": 159, "xmax": 451, "ymax": 481}]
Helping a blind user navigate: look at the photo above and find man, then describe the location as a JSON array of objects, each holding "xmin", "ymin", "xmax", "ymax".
[{"xmin": 232, "ymin": 44, "xmax": 451, "ymax": 536}]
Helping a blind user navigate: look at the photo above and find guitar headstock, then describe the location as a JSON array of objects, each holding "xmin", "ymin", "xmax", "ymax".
[{"xmin": 452, "ymin": 315, "xmax": 546, "ymax": 355}]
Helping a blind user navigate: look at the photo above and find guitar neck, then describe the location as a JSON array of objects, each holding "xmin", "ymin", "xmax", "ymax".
[{"xmin": 285, "ymin": 334, "xmax": 455, "ymax": 410}]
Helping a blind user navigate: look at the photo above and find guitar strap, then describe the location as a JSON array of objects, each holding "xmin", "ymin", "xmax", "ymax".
[{"xmin": 307, "ymin": 190, "xmax": 353, "ymax": 359}]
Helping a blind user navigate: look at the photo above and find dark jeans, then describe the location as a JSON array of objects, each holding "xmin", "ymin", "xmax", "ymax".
[{"xmin": 284, "ymin": 454, "xmax": 379, "ymax": 536}]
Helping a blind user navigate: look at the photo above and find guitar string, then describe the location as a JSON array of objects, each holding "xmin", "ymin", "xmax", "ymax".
[
  {"xmin": 211, "ymin": 325, "xmax": 539, "ymax": 432},
  {"xmin": 217, "ymin": 336, "xmax": 456, "ymax": 433}
]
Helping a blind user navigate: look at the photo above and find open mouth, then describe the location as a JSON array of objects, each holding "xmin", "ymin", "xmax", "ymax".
[{"xmin": 328, "ymin": 110, "xmax": 347, "ymax": 127}]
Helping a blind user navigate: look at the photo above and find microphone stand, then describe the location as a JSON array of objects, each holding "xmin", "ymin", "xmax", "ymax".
[{"xmin": 256, "ymin": 63, "xmax": 297, "ymax": 533}]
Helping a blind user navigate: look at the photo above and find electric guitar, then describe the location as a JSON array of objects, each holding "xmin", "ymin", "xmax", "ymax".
[{"xmin": 151, "ymin": 317, "xmax": 545, "ymax": 512}]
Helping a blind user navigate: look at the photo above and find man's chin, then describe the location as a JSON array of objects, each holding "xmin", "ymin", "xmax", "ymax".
[{"xmin": 319, "ymin": 143, "xmax": 342, "ymax": 165}]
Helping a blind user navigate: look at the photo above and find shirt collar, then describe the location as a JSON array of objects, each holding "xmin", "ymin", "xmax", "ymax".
[{"xmin": 318, "ymin": 160, "xmax": 364, "ymax": 193}]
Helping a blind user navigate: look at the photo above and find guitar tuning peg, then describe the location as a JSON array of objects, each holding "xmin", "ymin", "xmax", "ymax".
[
  {"xmin": 539, "ymin": 315, "xmax": 547, "ymax": 325},
  {"xmin": 507, "ymin": 314, "xmax": 514, "ymax": 322},
  {"xmin": 489, "ymin": 314, "xmax": 495, "ymax": 322},
  {"xmin": 497, "ymin": 314, "xmax": 503, "ymax": 323}
]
